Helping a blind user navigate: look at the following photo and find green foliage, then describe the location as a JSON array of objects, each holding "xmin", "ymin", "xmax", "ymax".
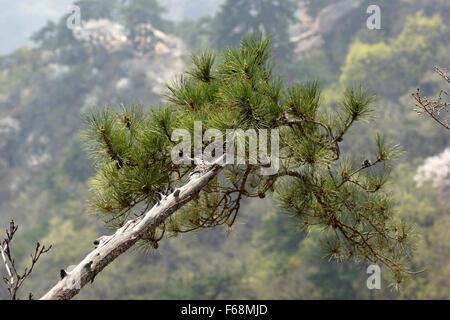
[
  {"xmin": 62, "ymin": 138, "xmax": 94, "ymax": 183},
  {"xmin": 122, "ymin": 0, "xmax": 170, "ymax": 31},
  {"xmin": 212, "ymin": 0, "xmax": 299, "ymax": 59},
  {"xmin": 84, "ymin": 35, "xmax": 414, "ymax": 282},
  {"xmin": 173, "ymin": 17, "xmax": 212, "ymax": 51},
  {"xmin": 30, "ymin": 19, "xmax": 85, "ymax": 64},
  {"xmin": 341, "ymin": 12, "xmax": 446, "ymax": 97},
  {"xmin": 303, "ymin": 0, "xmax": 332, "ymax": 16},
  {"xmin": 5, "ymin": 1, "xmax": 450, "ymax": 300},
  {"xmin": 83, "ymin": 106, "xmax": 176, "ymax": 225},
  {"xmin": 30, "ymin": 0, "xmax": 169, "ymax": 64},
  {"xmin": 73, "ymin": 0, "xmax": 121, "ymax": 20},
  {"xmin": 160, "ymin": 268, "xmax": 243, "ymax": 299},
  {"xmin": 188, "ymin": 50, "xmax": 216, "ymax": 83}
]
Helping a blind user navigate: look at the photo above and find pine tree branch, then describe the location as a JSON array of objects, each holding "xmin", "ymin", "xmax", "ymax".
[{"xmin": 40, "ymin": 158, "xmax": 225, "ymax": 300}]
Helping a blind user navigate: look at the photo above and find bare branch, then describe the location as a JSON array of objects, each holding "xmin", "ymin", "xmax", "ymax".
[
  {"xmin": 40, "ymin": 158, "xmax": 225, "ymax": 300},
  {"xmin": 413, "ymin": 66, "xmax": 450, "ymax": 131},
  {"xmin": 0, "ymin": 220, "xmax": 52, "ymax": 300}
]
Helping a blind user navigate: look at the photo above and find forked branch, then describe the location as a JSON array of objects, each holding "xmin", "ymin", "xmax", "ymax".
[
  {"xmin": 413, "ymin": 66, "xmax": 450, "ymax": 131},
  {"xmin": 1, "ymin": 220, "xmax": 52, "ymax": 300}
]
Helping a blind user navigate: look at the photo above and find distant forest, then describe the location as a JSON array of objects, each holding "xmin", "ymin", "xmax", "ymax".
[{"xmin": 0, "ymin": 0, "xmax": 449, "ymax": 299}]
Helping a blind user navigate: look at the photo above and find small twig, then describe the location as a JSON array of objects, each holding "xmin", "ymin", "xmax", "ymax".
[
  {"xmin": 0, "ymin": 220, "xmax": 52, "ymax": 300},
  {"xmin": 413, "ymin": 66, "xmax": 450, "ymax": 131}
]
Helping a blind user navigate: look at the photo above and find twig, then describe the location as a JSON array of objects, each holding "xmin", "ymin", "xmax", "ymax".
[{"xmin": 0, "ymin": 220, "xmax": 52, "ymax": 300}]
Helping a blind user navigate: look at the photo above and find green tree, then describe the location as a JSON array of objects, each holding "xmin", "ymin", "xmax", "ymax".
[
  {"xmin": 5, "ymin": 35, "xmax": 415, "ymax": 300},
  {"xmin": 340, "ymin": 12, "xmax": 446, "ymax": 98},
  {"xmin": 121, "ymin": 0, "xmax": 169, "ymax": 31},
  {"xmin": 30, "ymin": 0, "xmax": 121, "ymax": 64},
  {"xmin": 73, "ymin": 0, "xmax": 121, "ymax": 20},
  {"xmin": 212, "ymin": 0, "xmax": 298, "ymax": 58},
  {"xmin": 30, "ymin": 19, "xmax": 84, "ymax": 64}
]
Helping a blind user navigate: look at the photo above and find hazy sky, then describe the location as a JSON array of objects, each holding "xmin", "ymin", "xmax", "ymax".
[
  {"xmin": 0, "ymin": 0, "xmax": 73, "ymax": 54},
  {"xmin": 0, "ymin": 0, "xmax": 223, "ymax": 55}
]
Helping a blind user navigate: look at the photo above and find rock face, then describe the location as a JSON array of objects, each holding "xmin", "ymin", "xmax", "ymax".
[
  {"xmin": 73, "ymin": 19, "xmax": 128, "ymax": 53},
  {"xmin": 0, "ymin": 117, "xmax": 20, "ymax": 151},
  {"xmin": 315, "ymin": 0, "xmax": 364, "ymax": 34},
  {"xmin": 125, "ymin": 23, "xmax": 187, "ymax": 95},
  {"xmin": 290, "ymin": 0, "xmax": 450, "ymax": 62},
  {"xmin": 0, "ymin": 21, "xmax": 187, "ymax": 205},
  {"xmin": 0, "ymin": 117, "xmax": 21, "ymax": 205},
  {"xmin": 290, "ymin": 0, "xmax": 363, "ymax": 61},
  {"xmin": 0, "ymin": 117, "xmax": 21, "ymax": 175},
  {"xmin": 75, "ymin": 20, "xmax": 187, "ymax": 110},
  {"xmin": 415, "ymin": 148, "xmax": 450, "ymax": 198}
]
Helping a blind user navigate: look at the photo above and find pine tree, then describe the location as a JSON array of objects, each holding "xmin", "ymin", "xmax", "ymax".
[{"xmin": 40, "ymin": 35, "xmax": 415, "ymax": 299}]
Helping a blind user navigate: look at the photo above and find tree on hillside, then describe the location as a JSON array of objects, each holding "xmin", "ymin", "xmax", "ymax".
[
  {"xmin": 1, "ymin": 35, "xmax": 415, "ymax": 300},
  {"xmin": 341, "ymin": 12, "xmax": 446, "ymax": 98},
  {"xmin": 30, "ymin": 0, "xmax": 121, "ymax": 64},
  {"xmin": 73, "ymin": 0, "xmax": 121, "ymax": 20},
  {"xmin": 408, "ymin": 65, "xmax": 450, "ymax": 299},
  {"xmin": 31, "ymin": 0, "xmax": 170, "ymax": 64},
  {"xmin": 212, "ymin": 0, "xmax": 299, "ymax": 58},
  {"xmin": 121, "ymin": 0, "xmax": 170, "ymax": 32}
]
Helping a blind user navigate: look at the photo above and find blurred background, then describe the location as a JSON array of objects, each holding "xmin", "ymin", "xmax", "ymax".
[{"xmin": 0, "ymin": 0, "xmax": 449, "ymax": 299}]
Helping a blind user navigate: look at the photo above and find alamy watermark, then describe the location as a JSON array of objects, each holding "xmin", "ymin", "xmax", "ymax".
[
  {"xmin": 366, "ymin": 264, "xmax": 381, "ymax": 290},
  {"xmin": 66, "ymin": 5, "xmax": 82, "ymax": 30},
  {"xmin": 367, "ymin": 5, "xmax": 381, "ymax": 30},
  {"xmin": 66, "ymin": 3, "xmax": 382, "ymax": 31},
  {"xmin": 170, "ymin": 122, "xmax": 280, "ymax": 176}
]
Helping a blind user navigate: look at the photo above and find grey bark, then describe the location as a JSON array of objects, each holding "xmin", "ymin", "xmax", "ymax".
[{"xmin": 40, "ymin": 161, "xmax": 224, "ymax": 300}]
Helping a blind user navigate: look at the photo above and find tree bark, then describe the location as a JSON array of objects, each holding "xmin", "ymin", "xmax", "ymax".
[{"xmin": 40, "ymin": 162, "xmax": 224, "ymax": 300}]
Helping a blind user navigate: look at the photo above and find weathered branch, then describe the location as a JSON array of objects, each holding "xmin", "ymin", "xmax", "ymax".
[{"xmin": 40, "ymin": 159, "xmax": 225, "ymax": 300}]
